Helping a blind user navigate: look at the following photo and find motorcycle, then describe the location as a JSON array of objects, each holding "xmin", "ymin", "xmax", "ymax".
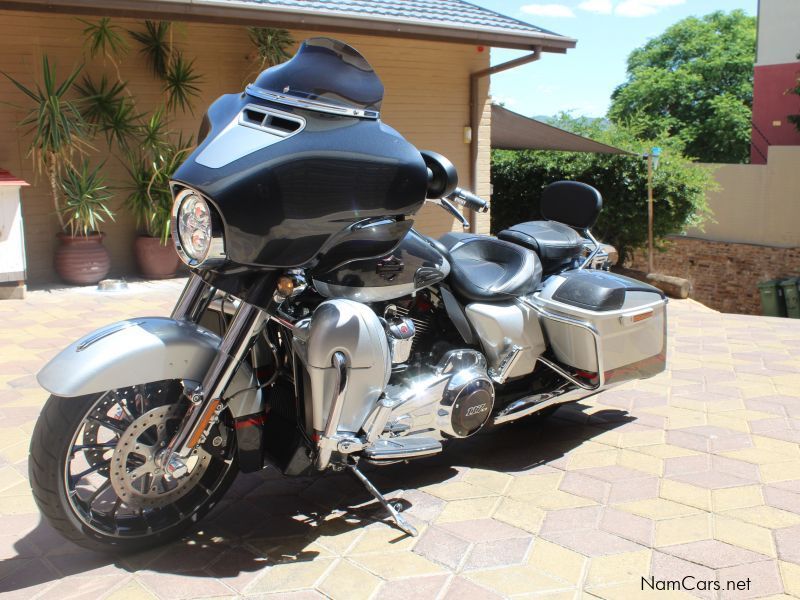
[{"xmin": 30, "ymin": 37, "xmax": 667, "ymax": 552}]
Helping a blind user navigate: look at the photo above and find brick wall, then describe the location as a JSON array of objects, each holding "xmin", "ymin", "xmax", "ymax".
[{"xmin": 628, "ymin": 236, "xmax": 800, "ymax": 315}]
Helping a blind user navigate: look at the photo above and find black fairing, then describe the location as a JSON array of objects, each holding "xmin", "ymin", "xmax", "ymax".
[
  {"xmin": 311, "ymin": 229, "xmax": 449, "ymax": 296},
  {"xmin": 171, "ymin": 39, "xmax": 428, "ymax": 270}
]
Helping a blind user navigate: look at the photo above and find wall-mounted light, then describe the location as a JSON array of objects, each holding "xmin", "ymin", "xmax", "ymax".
[{"xmin": 463, "ymin": 126, "xmax": 473, "ymax": 145}]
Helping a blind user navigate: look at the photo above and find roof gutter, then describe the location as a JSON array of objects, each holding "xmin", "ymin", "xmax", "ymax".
[{"xmin": 468, "ymin": 47, "xmax": 542, "ymax": 233}]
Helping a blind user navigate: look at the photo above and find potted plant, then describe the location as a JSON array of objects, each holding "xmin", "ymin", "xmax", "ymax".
[
  {"xmin": 125, "ymin": 135, "xmax": 190, "ymax": 279},
  {"xmin": 55, "ymin": 160, "xmax": 114, "ymax": 284},
  {"xmin": 3, "ymin": 56, "xmax": 115, "ymax": 285},
  {"xmin": 77, "ymin": 19, "xmax": 203, "ymax": 279}
]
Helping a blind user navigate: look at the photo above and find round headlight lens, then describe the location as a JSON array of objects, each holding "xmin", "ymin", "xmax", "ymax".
[{"xmin": 177, "ymin": 193, "xmax": 212, "ymax": 262}]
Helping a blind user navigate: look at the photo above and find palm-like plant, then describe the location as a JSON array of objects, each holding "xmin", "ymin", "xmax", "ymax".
[
  {"xmin": 75, "ymin": 74, "xmax": 126, "ymax": 124},
  {"xmin": 80, "ymin": 17, "xmax": 128, "ymax": 60},
  {"xmin": 59, "ymin": 160, "xmax": 115, "ymax": 237},
  {"xmin": 164, "ymin": 52, "xmax": 202, "ymax": 113},
  {"xmin": 129, "ymin": 21, "xmax": 172, "ymax": 78},
  {"xmin": 2, "ymin": 56, "xmax": 89, "ymax": 231},
  {"xmin": 248, "ymin": 27, "xmax": 294, "ymax": 71},
  {"xmin": 124, "ymin": 136, "xmax": 193, "ymax": 243},
  {"xmin": 75, "ymin": 75, "xmax": 140, "ymax": 149},
  {"xmin": 139, "ymin": 107, "xmax": 170, "ymax": 154}
]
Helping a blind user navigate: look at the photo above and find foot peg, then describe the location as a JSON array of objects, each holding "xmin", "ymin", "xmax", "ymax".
[
  {"xmin": 347, "ymin": 460, "xmax": 418, "ymax": 537},
  {"xmin": 363, "ymin": 437, "xmax": 441, "ymax": 462}
]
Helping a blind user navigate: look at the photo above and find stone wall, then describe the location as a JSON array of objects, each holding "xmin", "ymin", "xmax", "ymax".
[{"xmin": 628, "ymin": 236, "xmax": 800, "ymax": 315}]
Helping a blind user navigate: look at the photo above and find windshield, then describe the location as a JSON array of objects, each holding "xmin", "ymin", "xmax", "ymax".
[{"xmin": 246, "ymin": 37, "xmax": 384, "ymax": 119}]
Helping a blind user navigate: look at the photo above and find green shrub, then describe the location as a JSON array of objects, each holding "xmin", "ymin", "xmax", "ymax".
[{"xmin": 490, "ymin": 117, "xmax": 715, "ymax": 264}]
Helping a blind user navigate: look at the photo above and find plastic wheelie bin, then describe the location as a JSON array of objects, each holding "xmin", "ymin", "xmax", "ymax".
[
  {"xmin": 758, "ymin": 279, "xmax": 787, "ymax": 317},
  {"xmin": 780, "ymin": 277, "xmax": 800, "ymax": 319}
]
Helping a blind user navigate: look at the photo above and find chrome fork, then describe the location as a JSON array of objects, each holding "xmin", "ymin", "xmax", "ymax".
[{"xmin": 162, "ymin": 275, "xmax": 267, "ymax": 476}]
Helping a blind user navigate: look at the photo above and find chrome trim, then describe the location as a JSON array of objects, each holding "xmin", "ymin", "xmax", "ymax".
[
  {"xmin": 362, "ymin": 395, "xmax": 403, "ymax": 443},
  {"xmin": 313, "ymin": 278, "xmax": 421, "ymax": 303},
  {"xmin": 523, "ymin": 298, "xmax": 605, "ymax": 389},
  {"xmin": 363, "ymin": 437, "xmax": 442, "ymax": 461},
  {"xmin": 171, "ymin": 274, "xmax": 213, "ymax": 322},
  {"xmin": 76, "ymin": 321, "xmax": 141, "ymax": 352},
  {"xmin": 537, "ymin": 356, "xmax": 598, "ymax": 391},
  {"xmin": 488, "ymin": 345, "xmax": 523, "ymax": 384},
  {"xmin": 245, "ymin": 84, "xmax": 380, "ymax": 119},
  {"xmin": 493, "ymin": 386, "xmax": 597, "ymax": 425},
  {"xmin": 426, "ymin": 197, "xmax": 470, "ymax": 229},
  {"xmin": 168, "ymin": 301, "xmax": 267, "ymax": 462},
  {"xmin": 316, "ymin": 351, "xmax": 349, "ymax": 470},
  {"xmin": 579, "ymin": 229, "xmax": 602, "ymax": 270},
  {"xmin": 171, "ymin": 188, "xmax": 227, "ymax": 268}
]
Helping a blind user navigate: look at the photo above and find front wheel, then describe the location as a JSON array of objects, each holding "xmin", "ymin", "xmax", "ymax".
[{"xmin": 29, "ymin": 381, "xmax": 238, "ymax": 553}]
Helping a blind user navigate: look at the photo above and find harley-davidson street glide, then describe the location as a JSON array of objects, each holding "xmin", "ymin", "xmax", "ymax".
[{"xmin": 30, "ymin": 38, "xmax": 667, "ymax": 552}]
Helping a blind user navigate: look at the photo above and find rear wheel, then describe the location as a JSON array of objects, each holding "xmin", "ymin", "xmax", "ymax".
[{"xmin": 29, "ymin": 381, "xmax": 238, "ymax": 553}]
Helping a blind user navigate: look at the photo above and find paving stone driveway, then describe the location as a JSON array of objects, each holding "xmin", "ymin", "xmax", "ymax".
[{"xmin": 1, "ymin": 280, "xmax": 800, "ymax": 600}]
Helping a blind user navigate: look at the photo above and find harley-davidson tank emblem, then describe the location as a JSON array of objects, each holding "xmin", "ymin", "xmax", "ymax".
[{"xmin": 376, "ymin": 255, "xmax": 404, "ymax": 281}]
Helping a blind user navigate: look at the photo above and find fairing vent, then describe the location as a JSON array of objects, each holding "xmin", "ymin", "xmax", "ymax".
[
  {"xmin": 239, "ymin": 105, "xmax": 304, "ymax": 136},
  {"xmin": 194, "ymin": 104, "xmax": 306, "ymax": 169}
]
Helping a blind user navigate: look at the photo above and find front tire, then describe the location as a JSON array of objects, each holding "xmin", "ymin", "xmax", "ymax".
[{"xmin": 29, "ymin": 385, "xmax": 238, "ymax": 553}]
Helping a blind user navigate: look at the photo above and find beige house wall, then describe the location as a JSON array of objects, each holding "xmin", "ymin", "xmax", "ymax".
[
  {"xmin": 756, "ymin": 0, "xmax": 800, "ymax": 66},
  {"xmin": 0, "ymin": 10, "xmax": 491, "ymax": 284},
  {"xmin": 686, "ymin": 146, "xmax": 800, "ymax": 247}
]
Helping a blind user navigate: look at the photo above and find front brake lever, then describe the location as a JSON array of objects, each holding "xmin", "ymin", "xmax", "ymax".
[{"xmin": 438, "ymin": 197, "xmax": 470, "ymax": 230}]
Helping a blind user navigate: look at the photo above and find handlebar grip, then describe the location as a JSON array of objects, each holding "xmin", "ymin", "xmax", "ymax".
[{"xmin": 449, "ymin": 188, "xmax": 490, "ymax": 213}]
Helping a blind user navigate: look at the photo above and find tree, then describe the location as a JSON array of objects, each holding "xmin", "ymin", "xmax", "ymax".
[
  {"xmin": 609, "ymin": 10, "xmax": 756, "ymax": 164},
  {"xmin": 788, "ymin": 52, "xmax": 800, "ymax": 133},
  {"xmin": 490, "ymin": 116, "xmax": 715, "ymax": 264}
]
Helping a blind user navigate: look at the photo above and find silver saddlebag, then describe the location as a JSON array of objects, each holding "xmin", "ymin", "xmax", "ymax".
[{"xmin": 530, "ymin": 270, "xmax": 667, "ymax": 385}]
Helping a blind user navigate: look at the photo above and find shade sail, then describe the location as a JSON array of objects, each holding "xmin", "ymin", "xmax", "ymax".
[{"xmin": 491, "ymin": 105, "xmax": 631, "ymax": 154}]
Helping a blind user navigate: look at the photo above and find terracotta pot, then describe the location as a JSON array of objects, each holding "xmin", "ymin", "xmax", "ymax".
[
  {"xmin": 134, "ymin": 235, "xmax": 182, "ymax": 280},
  {"xmin": 54, "ymin": 232, "xmax": 111, "ymax": 286}
]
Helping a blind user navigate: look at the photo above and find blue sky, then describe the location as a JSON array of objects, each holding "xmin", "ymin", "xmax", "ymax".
[{"xmin": 471, "ymin": 0, "xmax": 757, "ymax": 118}]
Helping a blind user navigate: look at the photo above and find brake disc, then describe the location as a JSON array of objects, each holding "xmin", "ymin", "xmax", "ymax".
[
  {"xmin": 82, "ymin": 387, "xmax": 146, "ymax": 477},
  {"xmin": 109, "ymin": 404, "xmax": 211, "ymax": 509}
]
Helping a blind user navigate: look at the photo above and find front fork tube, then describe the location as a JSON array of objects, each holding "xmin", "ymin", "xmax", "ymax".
[
  {"xmin": 172, "ymin": 273, "xmax": 214, "ymax": 323},
  {"xmin": 164, "ymin": 275, "xmax": 267, "ymax": 473}
]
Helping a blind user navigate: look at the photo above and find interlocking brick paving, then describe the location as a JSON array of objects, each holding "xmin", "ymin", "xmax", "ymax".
[{"xmin": 0, "ymin": 280, "xmax": 799, "ymax": 599}]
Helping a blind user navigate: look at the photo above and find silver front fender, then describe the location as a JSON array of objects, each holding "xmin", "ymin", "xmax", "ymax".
[{"xmin": 37, "ymin": 317, "xmax": 261, "ymax": 417}]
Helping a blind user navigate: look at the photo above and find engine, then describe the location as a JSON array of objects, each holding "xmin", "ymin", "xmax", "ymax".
[{"xmin": 378, "ymin": 348, "xmax": 495, "ymax": 440}]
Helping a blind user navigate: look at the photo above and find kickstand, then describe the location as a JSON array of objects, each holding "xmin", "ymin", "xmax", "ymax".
[{"xmin": 347, "ymin": 459, "xmax": 418, "ymax": 537}]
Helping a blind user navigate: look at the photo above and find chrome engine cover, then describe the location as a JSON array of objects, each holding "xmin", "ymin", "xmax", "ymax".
[
  {"xmin": 437, "ymin": 354, "xmax": 494, "ymax": 437},
  {"xmin": 366, "ymin": 349, "xmax": 495, "ymax": 441}
]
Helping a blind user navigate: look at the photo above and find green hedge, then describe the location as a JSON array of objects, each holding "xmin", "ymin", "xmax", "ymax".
[{"xmin": 490, "ymin": 121, "xmax": 715, "ymax": 264}]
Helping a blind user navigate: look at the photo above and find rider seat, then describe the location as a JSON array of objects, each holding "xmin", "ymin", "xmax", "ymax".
[
  {"xmin": 440, "ymin": 236, "xmax": 542, "ymax": 302},
  {"xmin": 497, "ymin": 181, "xmax": 603, "ymax": 275}
]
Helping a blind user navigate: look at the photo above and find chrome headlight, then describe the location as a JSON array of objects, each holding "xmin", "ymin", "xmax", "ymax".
[{"xmin": 172, "ymin": 189, "xmax": 225, "ymax": 267}]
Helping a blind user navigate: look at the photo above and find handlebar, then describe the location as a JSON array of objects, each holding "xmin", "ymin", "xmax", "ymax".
[{"xmin": 447, "ymin": 188, "xmax": 490, "ymax": 213}]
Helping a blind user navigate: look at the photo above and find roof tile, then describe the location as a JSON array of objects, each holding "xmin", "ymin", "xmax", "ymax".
[{"xmin": 216, "ymin": 0, "xmax": 564, "ymax": 38}]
